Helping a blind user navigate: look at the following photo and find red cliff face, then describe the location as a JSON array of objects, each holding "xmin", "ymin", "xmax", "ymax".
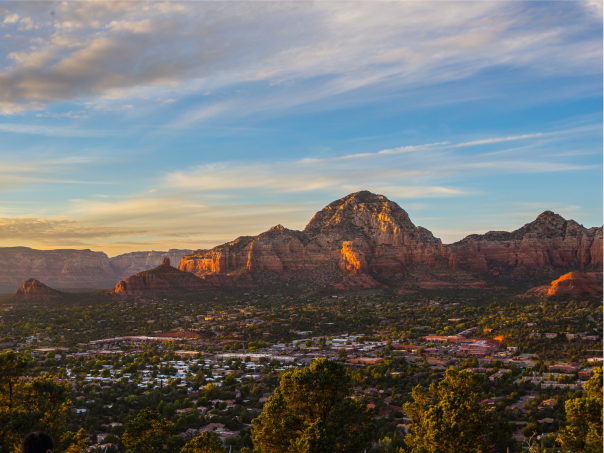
[
  {"xmin": 8, "ymin": 191, "xmax": 598, "ymax": 295},
  {"xmin": 525, "ymin": 272, "xmax": 603, "ymax": 297},
  {"xmin": 178, "ymin": 191, "xmax": 602, "ymax": 291}
]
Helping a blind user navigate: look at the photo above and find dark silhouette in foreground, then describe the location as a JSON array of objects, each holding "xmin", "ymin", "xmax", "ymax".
[{"xmin": 22, "ymin": 432, "xmax": 53, "ymax": 453}]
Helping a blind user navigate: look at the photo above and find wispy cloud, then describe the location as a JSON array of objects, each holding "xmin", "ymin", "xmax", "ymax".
[
  {"xmin": 164, "ymin": 128, "xmax": 596, "ymax": 198},
  {"xmin": 0, "ymin": 217, "xmax": 146, "ymax": 242},
  {"xmin": 0, "ymin": 1, "xmax": 600, "ymax": 117},
  {"xmin": 0, "ymin": 122, "xmax": 115, "ymax": 137}
]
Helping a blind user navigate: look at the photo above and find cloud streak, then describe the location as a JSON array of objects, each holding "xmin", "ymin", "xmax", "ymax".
[
  {"xmin": 164, "ymin": 128, "xmax": 597, "ymax": 197},
  {"xmin": 0, "ymin": 115, "xmax": 599, "ymax": 255}
]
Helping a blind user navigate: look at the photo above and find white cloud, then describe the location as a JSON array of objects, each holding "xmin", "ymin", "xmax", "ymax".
[
  {"xmin": 2, "ymin": 13, "xmax": 18, "ymax": 24},
  {"xmin": 584, "ymin": 1, "xmax": 603, "ymax": 18},
  {"xmin": 0, "ymin": 2, "xmax": 599, "ymax": 116}
]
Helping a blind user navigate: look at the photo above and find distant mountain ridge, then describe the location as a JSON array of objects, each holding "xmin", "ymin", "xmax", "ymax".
[
  {"xmin": 2, "ymin": 191, "xmax": 602, "ymax": 294},
  {"xmin": 177, "ymin": 191, "xmax": 602, "ymax": 291},
  {"xmin": 0, "ymin": 247, "xmax": 192, "ymax": 293}
]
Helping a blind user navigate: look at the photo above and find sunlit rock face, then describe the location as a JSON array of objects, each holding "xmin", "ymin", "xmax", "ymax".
[
  {"xmin": 178, "ymin": 191, "xmax": 601, "ymax": 291},
  {"xmin": 525, "ymin": 272, "xmax": 603, "ymax": 297},
  {"xmin": 179, "ymin": 191, "xmax": 449, "ymax": 289}
]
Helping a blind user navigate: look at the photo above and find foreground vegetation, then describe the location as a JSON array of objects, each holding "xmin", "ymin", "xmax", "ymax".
[{"xmin": 0, "ymin": 288, "xmax": 601, "ymax": 452}]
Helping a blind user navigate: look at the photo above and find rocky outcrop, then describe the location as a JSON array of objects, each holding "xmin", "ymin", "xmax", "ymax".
[
  {"xmin": 525, "ymin": 272, "xmax": 603, "ymax": 297},
  {"xmin": 109, "ymin": 249, "xmax": 193, "ymax": 281},
  {"xmin": 13, "ymin": 278, "xmax": 64, "ymax": 300},
  {"xmin": 179, "ymin": 192, "xmax": 449, "ymax": 289},
  {"xmin": 179, "ymin": 191, "xmax": 602, "ymax": 291},
  {"xmin": 113, "ymin": 259, "xmax": 210, "ymax": 296},
  {"xmin": 0, "ymin": 247, "xmax": 116, "ymax": 293}
]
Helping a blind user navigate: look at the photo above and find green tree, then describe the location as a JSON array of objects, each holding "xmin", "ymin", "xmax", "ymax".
[
  {"xmin": 403, "ymin": 368, "xmax": 515, "ymax": 453},
  {"xmin": 63, "ymin": 428, "xmax": 88, "ymax": 453},
  {"xmin": 0, "ymin": 373, "xmax": 73, "ymax": 453},
  {"xmin": 0, "ymin": 351, "xmax": 28, "ymax": 410},
  {"xmin": 122, "ymin": 408, "xmax": 183, "ymax": 453},
  {"xmin": 181, "ymin": 431, "xmax": 224, "ymax": 453},
  {"xmin": 252, "ymin": 358, "xmax": 374, "ymax": 453},
  {"xmin": 557, "ymin": 367, "xmax": 603, "ymax": 453}
]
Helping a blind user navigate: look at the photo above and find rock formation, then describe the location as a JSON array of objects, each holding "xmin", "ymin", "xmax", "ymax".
[
  {"xmin": 109, "ymin": 249, "xmax": 193, "ymax": 281},
  {"xmin": 525, "ymin": 272, "xmax": 603, "ymax": 297},
  {"xmin": 179, "ymin": 191, "xmax": 602, "ymax": 291},
  {"xmin": 113, "ymin": 258, "xmax": 210, "ymax": 296},
  {"xmin": 12, "ymin": 278, "xmax": 64, "ymax": 301}
]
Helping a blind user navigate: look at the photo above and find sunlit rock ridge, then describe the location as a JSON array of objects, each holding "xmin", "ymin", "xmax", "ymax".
[
  {"xmin": 178, "ymin": 191, "xmax": 603, "ymax": 291},
  {"xmin": 1, "ymin": 191, "xmax": 601, "ymax": 294}
]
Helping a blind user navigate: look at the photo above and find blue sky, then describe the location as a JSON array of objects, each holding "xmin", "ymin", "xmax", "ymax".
[{"xmin": 0, "ymin": 1, "xmax": 602, "ymax": 255}]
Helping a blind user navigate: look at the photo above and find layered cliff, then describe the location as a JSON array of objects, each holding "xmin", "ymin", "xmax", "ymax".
[
  {"xmin": 179, "ymin": 192, "xmax": 450, "ymax": 289},
  {"xmin": 0, "ymin": 247, "xmax": 116, "ymax": 293},
  {"xmin": 3, "ymin": 191, "xmax": 601, "ymax": 294},
  {"xmin": 179, "ymin": 191, "xmax": 602, "ymax": 291}
]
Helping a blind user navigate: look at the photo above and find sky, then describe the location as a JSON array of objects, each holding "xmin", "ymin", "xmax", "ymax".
[{"xmin": 0, "ymin": 1, "xmax": 602, "ymax": 257}]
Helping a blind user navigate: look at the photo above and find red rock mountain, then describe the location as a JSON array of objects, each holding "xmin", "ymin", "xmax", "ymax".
[
  {"xmin": 525, "ymin": 272, "xmax": 603, "ymax": 297},
  {"xmin": 113, "ymin": 258, "xmax": 211, "ymax": 296},
  {"xmin": 13, "ymin": 278, "xmax": 64, "ymax": 300},
  {"xmin": 4, "ymin": 191, "xmax": 602, "ymax": 294},
  {"xmin": 447, "ymin": 210, "xmax": 603, "ymax": 274},
  {"xmin": 178, "ymin": 191, "xmax": 602, "ymax": 291}
]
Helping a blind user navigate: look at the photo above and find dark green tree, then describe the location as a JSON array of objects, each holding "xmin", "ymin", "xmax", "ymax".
[
  {"xmin": 0, "ymin": 352, "xmax": 74, "ymax": 453},
  {"xmin": 0, "ymin": 351, "xmax": 27, "ymax": 410},
  {"xmin": 557, "ymin": 367, "xmax": 603, "ymax": 453},
  {"xmin": 404, "ymin": 368, "xmax": 516, "ymax": 453},
  {"xmin": 122, "ymin": 407, "xmax": 184, "ymax": 453},
  {"xmin": 252, "ymin": 358, "xmax": 374, "ymax": 453},
  {"xmin": 181, "ymin": 431, "xmax": 224, "ymax": 453}
]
